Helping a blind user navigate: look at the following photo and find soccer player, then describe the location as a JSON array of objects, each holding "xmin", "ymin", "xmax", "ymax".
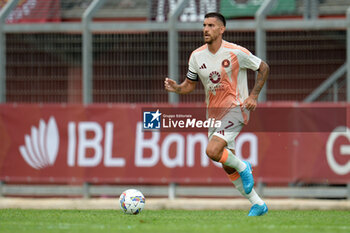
[{"xmin": 164, "ymin": 12, "xmax": 269, "ymax": 216}]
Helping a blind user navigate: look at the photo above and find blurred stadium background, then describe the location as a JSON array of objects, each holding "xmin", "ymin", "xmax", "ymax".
[
  {"xmin": 0, "ymin": 0, "xmax": 350, "ymax": 202},
  {"xmin": 1, "ymin": 0, "xmax": 348, "ymax": 103}
]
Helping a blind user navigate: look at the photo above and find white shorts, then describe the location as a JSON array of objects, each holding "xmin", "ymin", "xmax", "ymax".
[{"xmin": 208, "ymin": 106, "xmax": 249, "ymax": 150}]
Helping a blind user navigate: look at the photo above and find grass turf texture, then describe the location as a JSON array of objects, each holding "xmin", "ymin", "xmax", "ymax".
[{"xmin": 1, "ymin": 209, "xmax": 350, "ymax": 233}]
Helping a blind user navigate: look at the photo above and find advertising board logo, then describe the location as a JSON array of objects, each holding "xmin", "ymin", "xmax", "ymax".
[
  {"xmin": 143, "ymin": 109, "xmax": 162, "ymax": 129},
  {"xmin": 326, "ymin": 126, "xmax": 350, "ymax": 175},
  {"xmin": 4, "ymin": 0, "xmax": 37, "ymax": 23},
  {"xmin": 19, "ymin": 116, "xmax": 59, "ymax": 170}
]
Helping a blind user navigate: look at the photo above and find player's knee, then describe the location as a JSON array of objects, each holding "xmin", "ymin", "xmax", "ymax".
[{"xmin": 206, "ymin": 147, "xmax": 221, "ymax": 162}]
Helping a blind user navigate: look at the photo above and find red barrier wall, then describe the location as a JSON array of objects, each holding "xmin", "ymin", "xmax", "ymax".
[{"xmin": 0, "ymin": 103, "xmax": 349, "ymax": 185}]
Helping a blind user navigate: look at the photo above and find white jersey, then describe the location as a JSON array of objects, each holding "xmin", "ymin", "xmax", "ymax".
[{"xmin": 187, "ymin": 40, "xmax": 261, "ymax": 119}]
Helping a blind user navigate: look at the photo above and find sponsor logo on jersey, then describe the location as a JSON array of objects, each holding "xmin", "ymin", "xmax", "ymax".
[{"xmin": 209, "ymin": 71, "xmax": 221, "ymax": 84}]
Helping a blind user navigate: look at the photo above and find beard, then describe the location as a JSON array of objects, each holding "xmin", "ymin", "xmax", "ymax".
[
  {"xmin": 205, "ymin": 38, "xmax": 213, "ymax": 44},
  {"xmin": 203, "ymin": 34, "xmax": 217, "ymax": 44}
]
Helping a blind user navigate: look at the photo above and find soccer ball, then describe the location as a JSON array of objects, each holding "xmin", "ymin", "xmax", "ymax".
[{"xmin": 119, "ymin": 189, "xmax": 145, "ymax": 215}]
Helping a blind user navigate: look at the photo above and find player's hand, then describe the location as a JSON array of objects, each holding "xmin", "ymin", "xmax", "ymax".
[
  {"xmin": 164, "ymin": 77, "xmax": 178, "ymax": 93},
  {"xmin": 243, "ymin": 96, "xmax": 257, "ymax": 111}
]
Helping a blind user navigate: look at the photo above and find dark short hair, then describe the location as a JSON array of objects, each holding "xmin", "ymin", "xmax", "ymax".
[{"xmin": 204, "ymin": 12, "xmax": 226, "ymax": 26}]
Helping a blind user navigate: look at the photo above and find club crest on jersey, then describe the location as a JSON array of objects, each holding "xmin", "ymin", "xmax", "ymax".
[
  {"xmin": 209, "ymin": 71, "xmax": 221, "ymax": 84},
  {"xmin": 222, "ymin": 59, "xmax": 230, "ymax": 68}
]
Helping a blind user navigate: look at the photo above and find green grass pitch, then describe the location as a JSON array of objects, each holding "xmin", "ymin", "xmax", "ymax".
[{"xmin": 1, "ymin": 209, "xmax": 350, "ymax": 233}]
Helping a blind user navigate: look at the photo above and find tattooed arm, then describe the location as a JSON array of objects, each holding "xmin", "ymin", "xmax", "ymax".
[
  {"xmin": 243, "ymin": 61, "xmax": 269, "ymax": 111},
  {"xmin": 164, "ymin": 77, "xmax": 196, "ymax": 94}
]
